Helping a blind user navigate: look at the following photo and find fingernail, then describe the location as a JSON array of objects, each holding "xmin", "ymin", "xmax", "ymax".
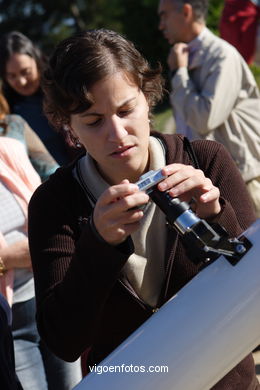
[
  {"xmin": 130, "ymin": 184, "xmax": 138, "ymax": 191},
  {"xmin": 158, "ymin": 182, "xmax": 167, "ymax": 190},
  {"xmin": 169, "ymin": 189, "xmax": 178, "ymax": 197}
]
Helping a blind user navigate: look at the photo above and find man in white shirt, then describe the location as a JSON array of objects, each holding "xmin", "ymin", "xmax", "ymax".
[{"xmin": 158, "ymin": 0, "xmax": 260, "ymax": 217}]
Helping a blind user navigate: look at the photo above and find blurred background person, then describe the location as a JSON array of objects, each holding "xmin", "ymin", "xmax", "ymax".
[
  {"xmin": 0, "ymin": 136, "xmax": 82, "ymax": 389},
  {"xmin": 158, "ymin": 0, "xmax": 260, "ymax": 218},
  {"xmin": 0, "ymin": 86, "xmax": 58, "ymax": 182},
  {"xmin": 220, "ymin": 0, "xmax": 260, "ymax": 65},
  {"xmin": 0, "ymin": 31, "xmax": 79, "ymax": 166}
]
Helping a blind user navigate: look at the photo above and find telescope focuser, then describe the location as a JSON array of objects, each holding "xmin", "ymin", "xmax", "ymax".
[{"xmin": 136, "ymin": 170, "xmax": 252, "ymax": 266}]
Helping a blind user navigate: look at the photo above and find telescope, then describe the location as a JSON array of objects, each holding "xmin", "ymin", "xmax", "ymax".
[
  {"xmin": 74, "ymin": 169, "xmax": 260, "ymax": 390},
  {"xmin": 135, "ymin": 169, "xmax": 252, "ymax": 266}
]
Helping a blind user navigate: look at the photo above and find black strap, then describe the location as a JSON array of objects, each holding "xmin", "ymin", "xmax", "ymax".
[
  {"xmin": 75, "ymin": 160, "xmax": 97, "ymax": 204},
  {"xmin": 152, "ymin": 134, "xmax": 200, "ymax": 169},
  {"xmin": 183, "ymin": 137, "xmax": 200, "ymax": 169}
]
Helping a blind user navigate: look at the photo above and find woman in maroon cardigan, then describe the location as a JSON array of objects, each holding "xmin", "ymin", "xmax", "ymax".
[{"xmin": 28, "ymin": 29, "xmax": 258, "ymax": 389}]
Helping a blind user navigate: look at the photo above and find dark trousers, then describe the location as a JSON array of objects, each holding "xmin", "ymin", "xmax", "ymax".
[{"xmin": 12, "ymin": 297, "xmax": 82, "ymax": 390}]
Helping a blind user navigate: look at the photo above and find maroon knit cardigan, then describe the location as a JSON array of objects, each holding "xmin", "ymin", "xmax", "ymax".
[{"xmin": 28, "ymin": 133, "xmax": 259, "ymax": 389}]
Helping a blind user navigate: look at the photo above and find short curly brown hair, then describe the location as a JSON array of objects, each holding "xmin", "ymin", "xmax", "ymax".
[{"xmin": 42, "ymin": 29, "xmax": 164, "ymax": 131}]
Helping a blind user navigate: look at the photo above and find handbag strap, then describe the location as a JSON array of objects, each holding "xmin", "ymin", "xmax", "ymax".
[
  {"xmin": 183, "ymin": 136, "xmax": 200, "ymax": 169},
  {"xmin": 75, "ymin": 160, "xmax": 97, "ymax": 205}
]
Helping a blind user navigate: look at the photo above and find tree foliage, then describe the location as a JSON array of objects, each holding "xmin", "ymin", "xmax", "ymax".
[
  {"xmin": 0, "ymin": 0, "xmax": 224, "ymax": 110},
  {"xmin": 0, "ymin": 0, "xmax": 224, "ymax": 60},
  {"xmin": 207, "ymin": 0, "xmax": 224, "ymax": 34}
]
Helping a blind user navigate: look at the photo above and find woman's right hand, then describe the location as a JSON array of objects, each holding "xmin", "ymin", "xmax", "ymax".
[
  {"xmin": 168, "ymin": 43, "xmax": 189, "ymax": 71},
  {"xmin": 93, "ymin": 180, "xmax": 150, "ymax": 245}
]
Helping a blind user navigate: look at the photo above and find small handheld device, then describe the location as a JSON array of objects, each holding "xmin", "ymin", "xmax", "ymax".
[{"xmin": 135, "ymin": 169, "xmax": 167, "ymax": 193}]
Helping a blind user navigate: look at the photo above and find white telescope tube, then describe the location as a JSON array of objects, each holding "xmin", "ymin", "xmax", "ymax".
[{"xmin": 74, "ymin": 219, "xmax": 260, "ymax": 390}]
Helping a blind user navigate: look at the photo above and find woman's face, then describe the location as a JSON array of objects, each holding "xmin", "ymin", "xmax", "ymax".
[
  {"xmin": 5, "ymin": 53, "xmax": 40, "ymax": 96},
  {"xmin": 70, "ymin": 71, "xmax": 151, "ymax": 184}
]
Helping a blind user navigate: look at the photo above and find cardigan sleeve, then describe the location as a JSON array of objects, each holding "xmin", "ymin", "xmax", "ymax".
[
  {"xmin": 23, "ymin": 119, "xmax": 59, "ymax": 181},
  {"xmin": 28, "ymin": 173, "xmax": 134, "ymax": 361}
]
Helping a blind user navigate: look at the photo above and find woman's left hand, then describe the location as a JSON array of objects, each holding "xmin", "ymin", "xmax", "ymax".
[
  {"xmin": 158, "ymin": 164, "xmax": 221, "ymax": 219},
  {"xmin": 0, "ymin": 239, "xmax": 31, "ymax": 271}
]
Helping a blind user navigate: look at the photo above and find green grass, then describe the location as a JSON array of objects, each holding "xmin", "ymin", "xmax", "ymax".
[
  {"xmin": 153, "ymin": 106, "xmax": 173, "ymax": 133},
  {"xmin": 250, "ymin": 64, "xmax": 260, "ymax": 88}
]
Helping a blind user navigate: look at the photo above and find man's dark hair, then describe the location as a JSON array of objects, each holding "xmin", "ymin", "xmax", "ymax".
[{"xmin": 173, "ymin": 0, "xmax": 208, "ymax": 21}]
